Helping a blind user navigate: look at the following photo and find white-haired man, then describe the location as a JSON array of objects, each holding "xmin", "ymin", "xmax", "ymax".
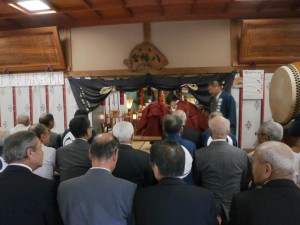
[
  {"xmin": 112, "ymin": 121, "xmax": 154, "ymax": 188},
  {"xmin": 174, "ymin": 110, "xmax": 201, "ymax": 148},
  {"xmin": 229, "ymin": 142, "xmax": 300, "ymax": 225},
  {"xmin": 194, "ymin": 116, "xmax": 249, "ymax": 225},
  {"xmin": 255, "ymin": 121, "xmax": 283, "ymax": 145},
  {"xmin": 9, "ymin": 113, "xmax": 30, "ymax": 134}
]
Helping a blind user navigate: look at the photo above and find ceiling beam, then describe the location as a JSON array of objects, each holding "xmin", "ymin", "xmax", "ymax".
[
  {"xmin": 79, "ymin": 0, "xmax": 103, "ymax": 19},
  {"xmin": 80, "ymin": 0, "xmax": 93, "ymax": 9},
  {"xmin": 156, "ymin": 0, "xmax": 164, "ymax": 16},
  {"xmin": 190, "ymin": 0, "xmax": 197, "ymax": 15},
  {"xmin": 119, "ymin": 0, "xmax": 132, "ymax": 17},
  {"xmin": 223, "ymin": 0, "xmax": 235, "ymax": 13},
  {"xmin": 290, "ymin": 1, "xmax": 300, "ymax": 11},
  {"xmin": 256, "ymin": 0, "xmax": 272, "ymax": 13}
]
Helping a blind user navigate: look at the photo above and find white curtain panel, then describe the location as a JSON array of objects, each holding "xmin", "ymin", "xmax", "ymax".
[
  {"xmin": 0, "ymin": 87, "xmax": 14, "ymax": 129},
  {"xmin": 15, "ymin": 87, "xmax": 30, "ymax": 120},
  {"xmin": 48, "ymin": 85, "xmax": 65, "ymax": 134},
  {"xmin": 241, "ymin": 100, "xmax": 262, "ymax": 149},
  {"xmin": 32, "ymin": 86, "xmax": 46, "ymax": 124}
]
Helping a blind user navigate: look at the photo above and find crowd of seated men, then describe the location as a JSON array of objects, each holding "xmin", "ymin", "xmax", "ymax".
[{"xmin": 0, "ymin": 109, "xmax": 299, "ymax": 225}]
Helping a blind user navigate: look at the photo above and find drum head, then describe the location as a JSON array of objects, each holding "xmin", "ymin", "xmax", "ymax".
[{"xmin": 270, "ymin": 66, "xmax": 297, "ymax": 124}]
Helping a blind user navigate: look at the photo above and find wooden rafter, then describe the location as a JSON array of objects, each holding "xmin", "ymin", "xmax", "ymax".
[
  {"xmin": 119, "ymin": 0, "xmax": 132, "ymax": 17},
  {"xmin": 0, "ymin": 0, "xmax": 300, "ymax": 30},
  {"xmin": 66, "ymin": 65, "xmax": 281, "ymax": 78},
  {"xmin": 223, "ymin": 0, "xmax": 235, "ymax": 13},
  {"xmin": 156, "ymin": 0, "xmax": 164, "ymax": 16},
  {"xmin": 190, "ymin": 0, "xmax": 197, "ymax": 14},
  {"xmin": 256, "ymin": 0, "xmax": 272, "ymax": 13},
  {"xmin": 79, "ymin": 0, "xmax": 103, "ymax": 19}
]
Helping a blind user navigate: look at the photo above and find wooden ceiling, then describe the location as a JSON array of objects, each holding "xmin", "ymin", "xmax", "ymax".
[{"xmin": 0, "ymin": 0, "xmax": 300, "ymax": 31}]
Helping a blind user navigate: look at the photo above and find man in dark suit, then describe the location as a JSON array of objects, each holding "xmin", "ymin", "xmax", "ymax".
[
  {"xmin": 163, "ymin": 114, "xmax": 195, "ymax": 184},
  {"xmin": 58, "ymin": 133, "xmax": 137, "ymax": 225},
  {"xmin": 174, "ymin": 109, "xmax": 201, "ymax": 148},
  {"xmin": 56, "ymin": 115, "xmax": 92, "ymax": 182},
  {"xmin": 208, "ymin": 80, "xmax": 236, "ymax": 134},
  {"xmin": 39, "ymin": 113, "xmax": 62, "ymax": 149},
  {"xmin": 112, "ymin": 121, "xmax": 154, "ymax": 188},
  {"xmin": 134, "ymin": 140, "xmax": 217, "ymax": 225},
  {"xmin": 0, "ymin": 131, "xmax": 62, "ymax": 225},
  {"xmin": 194, "ymin": 116, "xmax": 249, "ymax": 225},
  {"xmin": 61, "ymin": 109, "xmax": 96, "ymax": 145},
  {"xmin": 229, "ymin": 141, "xmax": 300, "ymax": 225}
]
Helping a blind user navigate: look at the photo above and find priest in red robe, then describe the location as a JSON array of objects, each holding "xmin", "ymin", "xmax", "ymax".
[{"xmin": 136, "ymin": 101, "xmax": 169, "ymax": 136}]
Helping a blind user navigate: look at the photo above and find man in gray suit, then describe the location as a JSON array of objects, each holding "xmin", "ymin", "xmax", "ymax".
[
  {"xmin": 58, "ymin": 133, "xmax": 137, "ymax": 225},
  {"xmin": 194, "ymin": 116, "xmax": 249, "ymax": 225},
  {"xmin": 56, "ymin": 115, "xmax": 92, "ymax": 182}
]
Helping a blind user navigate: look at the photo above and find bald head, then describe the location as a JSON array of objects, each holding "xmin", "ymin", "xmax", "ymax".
[
  {"xmin": 174, "ymin": 110, "xmax": 187, "ymax": 125},
  {"xmin": 209, "ymin": 116, "xmax": 230, "ymax": 139},
  {"xmin": 253, "ymin": 141, "xmax": 295, "ymax": 184},
  {"xmin": 208, "ymin": 111, "xmax": 223, "ymax": 120},
  {"xmin": 17, "ymin": 113, "xmax": 30, "ymax": 126},
  {"xmin": 90, "ymin": 133, "xmax": 119, "ymax": 160}
]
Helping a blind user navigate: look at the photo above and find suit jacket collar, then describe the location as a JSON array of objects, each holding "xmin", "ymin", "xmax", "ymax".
[
  {"xmin": 166, "ymin": 134, "xmax": 182, "ymax": 142},
  {"xmin": 208, "ymin": 140, "xmax": 228, "ymax": 147},
  {"xmin": 159, "ymin": 177, "xmax": 186, "ymax": 185},
  {"xmin": 87, "ymin": 168, "xmax": 112, "ymax": 176},
  {"xmin": 3, "ymin": 165, "xmax": 33, "ymax": 174},
  {"xmin": 263, "ymin": 179, "xmax": 299, "ymax": 189},
  {"xmin": 73, "ymin": 138, "xmax": 89, "ymax": 144},
  {"xmin": 119, "ymin": 144, "xmax": 134, "ymax": 151}
]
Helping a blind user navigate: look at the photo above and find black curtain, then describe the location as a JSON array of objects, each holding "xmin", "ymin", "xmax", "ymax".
[{"xmin": 68, "ymin": 72, "xmax": 235, "ymax": 112}]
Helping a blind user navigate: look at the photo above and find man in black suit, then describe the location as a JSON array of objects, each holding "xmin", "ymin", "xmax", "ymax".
[
  {"xmin": 0, "ymin": 131, "xmax": 62, "ymax": 225},
  {"xmin": 174, "ymin": 109, "xmax": 201, "ymax": 148},
  {"xmin": 56, "ymin": 115, "xmax": 92, "ymax": 182},
  {"xmin": 134, "ymin": 140, "xmax": 218, "ymax": 225},
  {"xmin": 229, "ymin": 141, "xmax": 300, "ymax": 225},
  {"xmin": 112, "ymin": 121, "xmax": 154, "ymax": 188},
  {"xmin": 39, "ymin": 113, "xmax": 62, "ymax": 149}
]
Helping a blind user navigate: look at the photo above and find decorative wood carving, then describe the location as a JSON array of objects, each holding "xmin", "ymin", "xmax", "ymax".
[
  {"xmin": 125, "ymin": 42, "xmax": 168, "ymax": 71},
  {"xmin": 239, "ymin": 19, "xmax": 300, "ymax": 64},
  {"xmin": 0, "ymin": 26, "xmax": 65, "ymax": 72}
]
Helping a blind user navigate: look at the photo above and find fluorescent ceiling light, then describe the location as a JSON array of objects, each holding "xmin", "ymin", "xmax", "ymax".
[
  {"xmin": 17, "ymin": 0, "xmax": 50, "ymax": 12},
  {"xmin": 35, "ymin": 10, "xmax": 56, "ymax": 14}
]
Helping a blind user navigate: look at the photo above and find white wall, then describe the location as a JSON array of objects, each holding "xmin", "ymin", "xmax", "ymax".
[
  {"xmin": 72, "ymin": 23, "xmax": 143, "ymax": 70},
  {"xmin": 71, "ymin": 20, "xmax": 231, "ymax": 70},
  {"xmin": 151, "ymin": 20, "xmax": 231, "ymax": 67}
]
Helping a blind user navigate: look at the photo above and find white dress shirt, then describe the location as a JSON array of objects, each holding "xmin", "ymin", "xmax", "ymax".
[
  {"xmin": 33, "ymin": 144, "xmax": 56, "ymax": 180},
  {"xmin": 9, "ymin": 124, "xmax": 29, "ymax": 134}
]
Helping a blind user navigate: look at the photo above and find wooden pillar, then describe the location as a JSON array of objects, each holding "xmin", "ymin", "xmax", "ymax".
[
  {"xmin": 143, "ymin": 23, "xmax": 151, "ymax": 43},
  {"xmin": 139, "ymin": 89, "xmax": 144, "ymax": 105},
  {"xmin": 120, "ymin": 91, "xmax": 124, "ymax": 105},
  {"xmin": 179, "ymin": 88, "xmax": 183, "ymax": 101}
]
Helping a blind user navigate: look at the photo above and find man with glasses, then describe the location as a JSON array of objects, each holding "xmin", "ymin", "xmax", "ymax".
[
  {"xmin": 255, "ymin": 121, "xmax": 283, "ymax": 145},
  {"xmin": 29, "ymin": 124, "xmax": 56, "ymax": 180},
  {"xmin": 229, "ymin": 142, "xmax": 300, "ymax": 225}
]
